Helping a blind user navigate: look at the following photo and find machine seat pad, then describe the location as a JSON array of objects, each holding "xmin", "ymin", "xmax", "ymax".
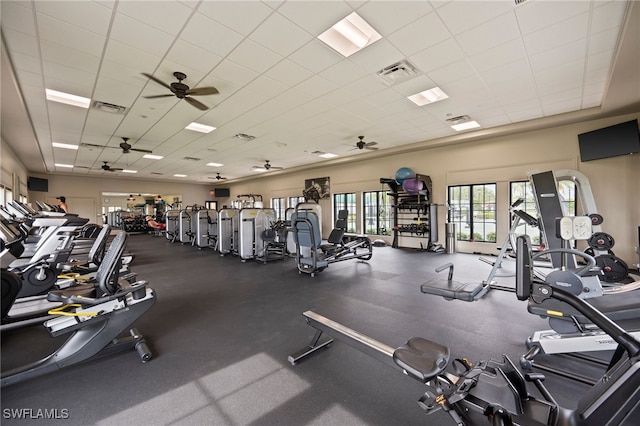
[
  {"xmin": 421, "ymin": 278, "xmax": 483, "ymax": 302},
  {"xmin": 47, "ymin": 284, "xmax": 97, "ymax": 303},
  {"xmin": 393, "ymin": 337, "xmax": 450, "ymax": 382}
]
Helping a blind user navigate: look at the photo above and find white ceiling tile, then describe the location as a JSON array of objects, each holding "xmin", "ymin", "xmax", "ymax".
[
  {"xmin": 390, "ymin": 75, "xmax": 438, "ymax": 97},
  {"xmin": 480, "ymin": 58, "xmax": 533, "ymax": 86},
  {"xmin": 506, "ymin": 106, "xmax": 544, "ymax": 123},
  {"xmin": 426, "ymin": 59, "xmax": 477, "ymax": 85},
  {"xmin": 295, "ymin": 75, "xmax": 338, "ymax": 98},
  {"xmin": 277, "ymin": 1, "xmax": 353, "ymax": 35},
  {"xmin": 226, "ymin": 39, "xmax": 283, "ymax": 74},
  {"xmin": 263, "ymin": 59, "xmax": 314, "ymax": 87},
  {"xmin": 319, "ymin": 60, "xmax": 369, "ymax": 87},
  {"xmin": 249, "ymin": 13, "xmax": 314, "ymax": 57},
  {"xmin": 347, "ymin": 39, "xmax": 405, "ymax": 73},
  {"xmin": 515, "ymin": 0, "xmax": 590, "ymax": 35},
  {"xmin": 468, "ymin": 39, "xmax": 526, "ymax": 73},
  {"xmin": 197, "ymin": 1, "xmax": 273, "ymax": 36},
  {"xmin": 210, "ymin": 60, "xmax": 260, "ymax": 91},
  {"xmin": 42, "ymin": 60, "xmax": 96, "ymax": 89},
  {"xmin": 529, "ymin": 39, "xmax": 587, "ymax": 73},
  {"xmin": 591, "ymin": 0, "xmax": 628, "ymax": 34},
  {"xmin": 409, "ymin": 38, "xmax": 466, "ymax": 74},
  {"xmin": 165, "ymin": 40, "xmax": 223, "ymax": 75},
  {"xmin": 35, "ymin": 1, "xmax": 113, "ymax": 35},
  {"xmin": 342, "ymin": 75, "xmax": 388, "ymax": 98},
  {"xmin": 179, "ymin": 12, "xmax": 244, "ymax": 58},
  {"xmin": 588, "ymin": 27, "xmax": 620, "ymax": 55},
  {"xmin": 386, "ymin": 12, "xmax": 450, "ymax": 57},
  {"xmin": 523, "ymin": 12, "xmax": 589, "ymax": 56},
  {"xmin": 6, "ymin": 51, "xmax": 42, "ymax": 76},
  {"xmin": 103, "ymin": 40, "xmax": 162, "ymax": 71},
  {"xmin": 535, "ymin": 60, "xmax": 585, "ymax": 94},
  {"xmin": 36, "ymin": 14, "xmax": 107, "ymax": 57},
  {"xmin": 455, "ymin": 12, "xmax": 520, "ymax": 56},
  {"xmin": 541, "ymin": 98, "xmax": 582, "ymax": 116},
  {"xmin": 1, "ymin": 1, "xmax": 37, "ymax": 36},
  {"xmin": 244, "ymin": 76, "xmax": 289, "ymax": 99},
  {"xmin": 1, "ymin": 29, "xmax": 39, "ymax": 58},
  {"xmin": 435, "ymin": 0, "xmax": 514, "ymax": 35},
  {"xmin": 116, "ymin": 1, "xmax": 193, "ymax": 36},
  {"xmin": 288, "ymin": 39, "xmax": 343, "ymax": 73},
  {"xmin": 110, "ymin": 13, "xmax": 175, "ymax": 58},
  {"xmin": 357, "ymin": 1, "xmax": 434, "ymax": 35},
  {"xmin": 93, "ymin": 77, "xmax": 140, "ymax": 107},
  {"xmin": 40, "ymin": 41, "xmax": 102, "ymax": 73}
]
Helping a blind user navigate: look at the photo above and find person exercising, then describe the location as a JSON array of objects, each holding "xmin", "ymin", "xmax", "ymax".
[
  {"xmin": 56, "ymin": 196, "xmax": 68, "ymax": 213},
  {"xmin": 146, "ymin": 216, "xmax": 165, "ymax": 231}
]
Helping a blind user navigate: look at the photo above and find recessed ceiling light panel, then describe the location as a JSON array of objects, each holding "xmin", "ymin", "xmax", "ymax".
[
  {"xmin": 52, "ymin": 142, "xmax": 79, "ymax": 150},
  {"xmin": 407, "ymin": 87, "xmax": 449, "ymax": 106},
  {"xmin": 319, "ymin": 153, "xmax": 338, "ymax": 158},
  {"xmin": 206, "ymin": 162, "xmax": 224, "ymax": 167},
  {"xmin": 46, "ymin": 89, "xmax": 91, "ymax": 108},
  {"xmin": 54, "ymin": 163, "xmax": 74, "ymax": 168},
  {"xmin": 451, "ymin": 121, "xmax": 481, "ymax": 131},
  {"xmin": 185, "ymin": 122, "xmax": 216, "ymax": 133},
  {"xmin": 318, "ymin": 12, "xmax": 381, "ymax": 57},
  {"xmin": 143, "ymin": 154, "xmax": 163, "ymax": 160}
]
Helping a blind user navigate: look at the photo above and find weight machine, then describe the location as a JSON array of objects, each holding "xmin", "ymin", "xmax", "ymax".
[
  {"xmin": 289, "ymin": 235, "xmax": 640, "ymax": 425},
  {"xmin": 195, "ymin": 209, "xmax": 218, "ymax": 250},
  {"xmin": 218, "ymin": 208, "xmax": 239, "ymax": 256}
]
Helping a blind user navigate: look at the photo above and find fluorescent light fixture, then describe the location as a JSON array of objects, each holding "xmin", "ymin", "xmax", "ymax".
[
  {"xmin": 52, "ymin": 142, "xmax": 79, "ymax": 150},
  {"xmin": 451, "ymin": 121, "xmax": 481, "ymax": 131},
  {"xmin": 122, "ymin": 170, "xmax": 137, "ymax": 174},
  {"xmin": 45, "ymin": 89, "xmax": 91, "ymax": 108},
  {"xmin": 318, "ymin": 12, "xmax": 381, "ymax": 57},
  {"xmin": 143, "ymin": 154, "xmax": 163, "ymax": 160},
  {"xmin": 185, "ymin": 122, "xmax": 216, "ymax": 133},
  {"xmin": 407, "ymin": 87, "xmax": 449, "ymax": 106},
  {"xmin": 174, "ymin": 174, "xmax": 187, "ymax": 177},
  {"xmin": 319, "ymin": 153, "xmax": 338, "ymax": 158},
  {"xmin": 206, "ymin": 162, "xmax": 224, "ymax": 167},
  {"xmin": 54, "ymin": 163, "xmax": 74, "ymax": 168},
  {"xmin": 252, "ymin": 168, "xmax": 267, "ymax": 172}
]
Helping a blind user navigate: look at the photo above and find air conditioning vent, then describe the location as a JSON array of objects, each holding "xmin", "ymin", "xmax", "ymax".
[
  {"xmin": 233, "ymin": 133, "xmax": 256, "ymax": 141},
  {"xmin": 514, "ymin": 0, "xmax": 528, "ymax": 5},
  {"xmin": 150, "ymin": 172, "xmax": 163, "ymax": 175},
  {"xmin": 92, "ymin": 100, "xmax": 127, "ymax": 114},
  {"xmin": 376, "ymin": 60, "xmax": 418, "ymax": 85},
  {"xmin": 183, "ymin": 156, "xmax": 200, "ymax": 161}
]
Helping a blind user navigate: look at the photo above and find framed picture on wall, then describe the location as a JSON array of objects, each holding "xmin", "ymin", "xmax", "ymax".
[{"xmin": 304, "ymin": 177, "xmax": 330, "ymax": 201}]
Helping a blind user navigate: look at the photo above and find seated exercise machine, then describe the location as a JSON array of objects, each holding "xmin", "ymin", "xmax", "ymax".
[
  {"xmin": 291, "ymin": 207, "xmax": 372, "ymax": 277},
  {"xmin": 289, "ymin": 235, "xmax": 640, "ymax": 424},
  {"xmin": 1, "ymin": 231, "xmax": 155, "ymax": 387},
  {"xmin": 217, "ymin": 208, "xmax": 239, "ymax": 256},
  {"xmin": 194, "ymin": 209, "xmax": 217, "ymax": 249},
  {"xmin": 164, "ymin": 210, "xmax": 180, "ymax": 243}
]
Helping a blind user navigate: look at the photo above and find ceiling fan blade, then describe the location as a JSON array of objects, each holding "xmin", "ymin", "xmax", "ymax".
[
  {"xmin": 142, "ymin": 73, "xmax": 172, "ymax": 90},
  {"xmin": 81, "ymin": 142, "xmax": 110, "ymax": 149},
  {"xmin": 366, "ymin": 146, "xmax": 379, "ymax": 150},
  {"xmin": 143, "ymin": 94, "xmax": 175, "ymax": 99},
  {"xmin": 187, "ymin": 86, "xmax": 219, "ymax": 96},
  {"xmin": 185, "ymin": 96, "xmax": 209, "ymax": 111},
  {"xmin": 130, "ymin": 148, "xmax": 153, "ymax": 154},
  {"xmin": 365, "ymin": 141, "xmax": 378, "ymax": 147}
]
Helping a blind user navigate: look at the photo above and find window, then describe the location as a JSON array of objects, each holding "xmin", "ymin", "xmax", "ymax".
[
  {"xmin": 363, "ymin": 190, "xmax": 392, "ymax": 235},
  {"xmin": 288, "ymin": 196, "xmax": 305, "ymax": 208},
  {"xmin": 271, "ymin": 197, "xmax": 286, "ymax": 220},
  {"xmin": 557, "ymin": 180, "xmax": 577, "ymax": 217},
  {"xmin": 510, "ymin": 181, "xmax": 542, "ymax": 245},
  {"xmin": 333, "ymin": 192, "xmax": 357, "ymax": 232},
  {"xmin": 448, "ymin": 183, "xmax": 496, "ymax": 242}
]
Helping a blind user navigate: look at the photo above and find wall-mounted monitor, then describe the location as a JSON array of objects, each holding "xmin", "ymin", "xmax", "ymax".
[
  {"xmin": 578, "ymin": 119, "xmax": 640, "ymax": 162},
  {"xmin": 213, "ymin": 188, "xmax": 230, "ymax": 198},
  {"xmin": 27, "ymin": 176, "xmax": 48, "ymax": 192}
]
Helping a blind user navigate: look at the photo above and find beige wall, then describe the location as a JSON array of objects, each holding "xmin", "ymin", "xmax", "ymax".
[{"xmin": 2, "ymin": 113, "xmax": 639, "ymax": 266}]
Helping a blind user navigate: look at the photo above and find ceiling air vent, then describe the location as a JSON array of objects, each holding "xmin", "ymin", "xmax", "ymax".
[
  {"xmin": 183, "ymin": 156, "xmax": 201, "ymax": 161},
  {"xmin": 445, "ymin": 115, "xmax": 471, "ymax": 125},
  {"xmin": 150, "ymin": 172, "xmax": 163, "ymax": 175},
  {"xmin": 376, "ymin": 60, "xmax": 418, "ymax": 85},
  {"xmin": 92, "ymin": 100, "xmax": 127, "ymax": 114},
  {"xmin": 514, "ymin": 0, "xmax": 528, "ymax": 5}
]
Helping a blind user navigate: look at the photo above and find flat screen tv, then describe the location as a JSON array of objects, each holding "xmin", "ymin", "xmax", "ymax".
[
  {"xmin": 27, "ymin": 176, "xmax": 48, "ymax": 192},
  {"xmin": 578, "ymin": 119, "xmax": 640, "ymax": 162}
]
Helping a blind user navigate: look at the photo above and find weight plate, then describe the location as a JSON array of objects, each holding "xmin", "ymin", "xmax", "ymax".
[
  {"xmin": 588, "ymin": 213, "xmax": 604, "ymax": 225},
  {"xmin": 584, "ymin": 247, "xmax": 614, "ymax": 257},
  {"xmin": 587, "ymin": 232, "xmax": 615, "ymax": 250},
  {"xmin": 595, "ymin": 254, "xmax": 629, "ymax": 283}
]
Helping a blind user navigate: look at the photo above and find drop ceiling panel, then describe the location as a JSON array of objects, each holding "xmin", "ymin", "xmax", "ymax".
[
  {"xmin": 40, "ymin": 41, "xmax": 102, "ymax": 73},
  {"xmin": 591, "ymin": 1, "xmax": 628, "ymax": 34},
  {"xmin": 35, "ymin": 14, "xmax": 107, "ymax": 57},
  {"xmin": 455, "ymin": 12, "xmax": 520, "ymax": 56},
  {"xmin": 197, "ymin": 1, "xmax": 273, "ymax": 36},
  {"xmin": 468, "ymin": 39, "xmax": 526, "ymax": 73},
  {"xmin": 357, "ymin": 1, "xmax": 434, "ymax": 35},
  {"xmin": 35, "ymin": 1, "xmax": 112, "ymax": 34},
  {"xmin": 523, "ymin": 13, "xmax": 589, "ymax": 57},
  {"xmin": 426, "ymin": 59, "xmax": 477, "ymax": 86},
  {"xmin": 109, "ymin": 13, "xmax": 175, "ymax": 57},
  {"xmin": 179, "ymin": 12, "xmax": 244, "ymax": 58},
  {"xmin": 249, "ymin": 12, "xmax": 314, "ymax": 57},
  {"xmin": 347, "ymin": 39, "xmax": 405, "ymax": 73},
  {"xmin": 227, "ymin": 39, "xmax": 284, "ymax": 74},
  {"xmin": 263, "ymin": 59, "xmax": 314, "ymax": 88},
  {"xmin": 386, "ymin": 12, "xmax": 450, "ymax": 57},
  {"xmin": 515, "ymin": 0, "xmax": 591, "ymax": 36},
  {"xmin": 115, "ymin": 0, "xmax": 193, "ymax": 36},
  {"xmin": 435, "ymin": 0, "xmax": 514, "ymax": 35},
  {"xmin": 410, "ymin": 38, "xmax": 466, "ymax": 74},
  {"xmin": 287, "ymin": 39, "xmax": 342, "ymax": 74},
  {"xmin": 103, "ymin": 40, "xmax": 162, "ymax": 72},
  {"xmin": 277, "ymin": 0, "xmax": 352, "ymax": 35},
  {"xmin": 1, "ymin": 29, "xmax": 39, "ymax": 57},
  {"xmin": 2, "ymin": 3, "xmax": 36, "ymax": 36}
]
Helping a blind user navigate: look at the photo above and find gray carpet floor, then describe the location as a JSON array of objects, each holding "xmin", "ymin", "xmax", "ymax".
[{"xmin": 1, "ymin": 233, "xmax": 613, "ymax": 425}]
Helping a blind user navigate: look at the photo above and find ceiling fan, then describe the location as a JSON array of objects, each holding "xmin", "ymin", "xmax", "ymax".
[
  {"xmin": 142, "ymin": 71, "xmax": 219, "ymax": 111},
  {"xmin": 208, "ymin": 173, "xmax": 227, "ymax": 180},
  {"xmin": 101, "ymin": 161, "xmax": 123, "ymax": 172},
  {"xmin": 80, "ymin": 137, "xmax": 153, "ymax": 154},
  {"xmin": 252, "ymin": 160, "xmax": 283, "ymax": 171},
  {"xmin": 352, "ymin": 136, "xmax": 379, "ymax": 151}
]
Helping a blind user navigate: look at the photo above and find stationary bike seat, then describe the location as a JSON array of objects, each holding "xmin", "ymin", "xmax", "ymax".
[{"xmin": 393, "ymin": 337, "xmax": 450, "ymax": 382}]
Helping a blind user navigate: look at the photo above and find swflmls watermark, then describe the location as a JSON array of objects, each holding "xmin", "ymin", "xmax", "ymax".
[{"xmin": 3, "ymin": 408, "xmax": 69, "ymax": 420}]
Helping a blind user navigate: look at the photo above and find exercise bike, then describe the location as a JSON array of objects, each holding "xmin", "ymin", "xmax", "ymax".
[{"xmin": 289, "ymin": 235, "xmax": 640, "ymax": 425}]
